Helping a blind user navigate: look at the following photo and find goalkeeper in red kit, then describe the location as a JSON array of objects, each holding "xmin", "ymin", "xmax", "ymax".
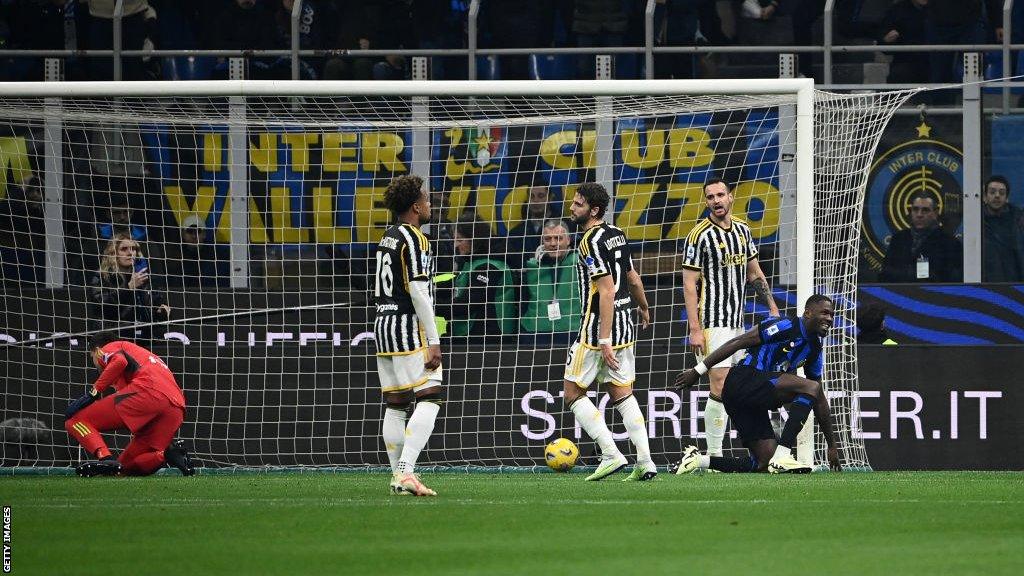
[{"xmin": 64, "ymin": 331, "xmax": 194, "ymax": 477}]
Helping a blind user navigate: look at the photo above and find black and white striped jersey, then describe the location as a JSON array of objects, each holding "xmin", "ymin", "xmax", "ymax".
[
  {"xmin": 681, "ymin": 216, "xmax": 758, "ymax": 329},
  {"xmin": 373, "ymin": 222, "xmax": 432, "ymax": 355},
  {"xmin": 575, "ymin": 222, "xmax": 636, "ymax": 348}
]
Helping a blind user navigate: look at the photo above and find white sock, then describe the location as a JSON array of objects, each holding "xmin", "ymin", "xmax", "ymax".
[
  {"xmin": 396, "ymin": 401, "xmax": 440, "ymax": 475},
  {"xmin": 772, "ymin": 445, "xmax": 792, "ymax": 461},
  {"xmin": 569, "ymin": 396, "xmax": 620, "ymax": 458},
  {"xmin": 704, "ymin": 397, "xmax": 727, "ymax": 456},
  {"xmin": 615, "ymin": 395, "xmax": 653, "ymax": 469},
  {"xmin": 382, "ymin": 407, "xmax": 407, "ymax": 473},
  {"xmin": 699, "ymin": 455, "xmax": 711, "ymax": 469}
]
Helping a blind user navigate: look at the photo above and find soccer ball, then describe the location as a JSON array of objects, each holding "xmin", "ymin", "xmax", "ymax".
[{"xmin": 544, "ymin": 438, "xmax": 579, "ymax": 472}]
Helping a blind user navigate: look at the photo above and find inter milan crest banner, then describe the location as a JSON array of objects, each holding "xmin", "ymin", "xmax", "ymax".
[{"xmin": 859, "ymin": 116, "xmax": 964, "ymax": 280}]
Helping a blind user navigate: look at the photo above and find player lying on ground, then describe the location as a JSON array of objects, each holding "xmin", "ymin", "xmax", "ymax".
[
  {"xmin": 671, "ymin": 294, "xmax": 841, "ymax": 474},
  {"xmin": 65, "ymin": 331, "xmax": 194, "ymax": 477}
]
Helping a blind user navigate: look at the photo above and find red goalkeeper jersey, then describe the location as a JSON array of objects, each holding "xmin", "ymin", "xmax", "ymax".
[{"xmin": 94, "ymin": 341, "xmax": 186, "ymax": 408}]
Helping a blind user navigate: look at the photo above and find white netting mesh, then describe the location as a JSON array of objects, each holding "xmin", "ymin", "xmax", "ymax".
[{"xmin": 0, "ymin": 82, "xmax": 915, "ymax": 471}]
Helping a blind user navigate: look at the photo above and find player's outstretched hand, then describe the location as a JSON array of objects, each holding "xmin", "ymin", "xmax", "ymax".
[
  {"xmin": 674, "ymin": 369, "xmax": 699, "ymax": 390},
  {"xmin": 827, "ymin": 446, "xmax": 842, "ymax": 472},
  {"xmin": 65, "ymin": 392, "xmax": 96, "ymax": 419},
  {"xmin": 424, "ymin": 345, "xmax": 442, "ymax": 371}
]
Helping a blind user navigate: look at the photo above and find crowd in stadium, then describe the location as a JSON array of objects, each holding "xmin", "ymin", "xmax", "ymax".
[{"xmin": 0, "ymin": 1, "xmax": 1017, "ymax": 84}]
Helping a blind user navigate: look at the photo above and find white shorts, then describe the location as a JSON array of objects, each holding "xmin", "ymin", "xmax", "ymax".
[
  {"xmin": 563, "ymin": 341, "xmax": 635, "ymax": 388},
  {"xmin": 376, "ymin": 350, "xmax": 443, "ymax": 393},
  {"xmin": 697, "ymin": 327, "xmax": 746, "ymax": 369}
]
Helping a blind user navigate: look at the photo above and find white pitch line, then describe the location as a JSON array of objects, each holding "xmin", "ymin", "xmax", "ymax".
[{"xmin": 13, "ymin": 498, "xmax": 1024, "ymax": 509}]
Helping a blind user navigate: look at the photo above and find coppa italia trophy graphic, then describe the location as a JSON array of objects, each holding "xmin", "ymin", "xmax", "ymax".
[{"xmin": 860, "ymin": 114, "xmax": 963, "ymax": 279}]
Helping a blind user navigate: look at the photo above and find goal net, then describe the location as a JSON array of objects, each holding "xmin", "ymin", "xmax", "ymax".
[{"xmin": 0, "ymin": 80, "xmax": 914, "ymax": 472}]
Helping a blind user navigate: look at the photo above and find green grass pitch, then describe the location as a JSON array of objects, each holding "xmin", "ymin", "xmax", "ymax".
[{"xmin": 3, "ymin": 471, "xmax": 1022, "ymax": 575}]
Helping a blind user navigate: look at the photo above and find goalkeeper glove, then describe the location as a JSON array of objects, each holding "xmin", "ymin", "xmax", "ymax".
[{"xmin": 66, "ymin": 389, "xmax": 98, "ymax": 419}]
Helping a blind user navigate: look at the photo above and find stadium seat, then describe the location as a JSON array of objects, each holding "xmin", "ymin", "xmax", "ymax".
[
  {"xmin": 476, "ymin": 55, "xmax": 501, "ymax": 80},
  {"xmin": 162, "ymin": 56, "xmax": 218, "ymax": 81},
  {"xmin": 528, "ymin": 54, "xmax": 574, "ymax": 80}
]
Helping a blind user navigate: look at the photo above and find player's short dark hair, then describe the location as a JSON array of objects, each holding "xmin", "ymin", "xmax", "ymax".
[
  {"xmin": 455, "ymin": 214, "xmax": 492, "ymax": 254},
  {"xmin": 805, "ymin": 294, "xmax": 833, "ymax": 310},
  {"xmin": 985, "ymin": 175, "xmax": 1010, "ymax": 196},
  {"xmin": 703, "ymin": 177, "xmax": 730, "ymax": 193},
  {"xmin": 383, "ymin": 175, "xmax": 424, "ymax": 217},
  {"xmin": 576, "ymin": 182, "xmax": 610, "ymax": 219},
  {"xmin": 857, "ymin": 302, "xmax": 886, "ymax": 332},
  {"xmin": 89, "ymin": 331, "xmax": 122, "ymax": 350}
]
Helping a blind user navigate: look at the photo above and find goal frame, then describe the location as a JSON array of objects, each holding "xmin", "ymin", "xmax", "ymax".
[{"xmin": 1, "ymin": 78, "xmax": 831, "ymax": 467}]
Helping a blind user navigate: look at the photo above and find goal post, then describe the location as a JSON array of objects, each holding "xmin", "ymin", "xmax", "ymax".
[{"xmin": 0, "ymin": 79, "xmax": 914, "ymax": 472}]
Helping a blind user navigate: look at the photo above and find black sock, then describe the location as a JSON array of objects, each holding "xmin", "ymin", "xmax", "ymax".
[
  {"xmin": 709, "ymin": 455, "xmax": 758, "ymax": 473},
  {"xmin": 779, "ymin": 394, "xmax": 815, "ymax": 448}
]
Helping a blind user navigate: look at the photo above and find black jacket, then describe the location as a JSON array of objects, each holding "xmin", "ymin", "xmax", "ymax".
[
  {"xmin": 880, "ymin": 226, "xmax": 963, "ymax": 282},
  {"xmin": 982, "ymin": 205, "xmax": 1024, "ymax": 282}
]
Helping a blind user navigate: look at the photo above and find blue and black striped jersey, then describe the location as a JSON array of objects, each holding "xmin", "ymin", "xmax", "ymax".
[{"xmin": 737, "ymin": 316, "xmax": 824, "ymax": 379}]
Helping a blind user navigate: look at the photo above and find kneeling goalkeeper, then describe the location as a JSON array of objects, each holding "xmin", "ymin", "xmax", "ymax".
[{"xmin": 65, "ymin": 331, "xmax": 194, "ymax": 477}]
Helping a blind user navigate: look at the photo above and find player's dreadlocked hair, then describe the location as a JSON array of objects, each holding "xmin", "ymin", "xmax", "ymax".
[
  {"xmin": 577, "ymin": 182, "xmax": 610, "ymax": 219},
  {"xmin": 383, "ymin": 175, "xmax": 424, "ymax": 217}
]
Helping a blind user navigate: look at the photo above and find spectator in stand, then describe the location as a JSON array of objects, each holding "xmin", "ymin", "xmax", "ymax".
[
  {"xmin": 573, "ymin": 0, "xmax": 629, "ymax": 79},
  {"xmin": 521, "ymin": 219, "xmax": 581, "ymax": 337},
  {"xmin": 506, "ymin": 185, "xmax": 560, "ymax": 269},
  {"xmin": 370, "ymin": 0, "xmax": 415, "ymax": 80},
  {"xmin": 322, "ymin": 1, "xmax": 382, "ymax": 80},
  {"xmin": 879, "ymin": 0, "xmax": 930, "ymax": 84},
  {"xmin": 480, "ymin": 0, "xmax": 553, "ymax": 80},
  {"xmin": 435, "ymin": 215, "xmax": 517, "ymax": 338},
  {"xmin": 270, "ymin": 0, "xmax": 333, "ymax": 80},
  {"xmin": 739, "ymin": 0, "xmax": 780, "ymax": 21},
  {"xmin": 856, "ymin": 302, "xmax": 898, "ymax": 345},
  {"xmin": 0, "ymin": 0, "xmax": 76, "ymax": 81},
  {"xmin": 215, "ymin": 0, "xmax": 329, "ymax": 80},
  {"xmin": 0, "ymin": 175, "xmax": 45, "ymax": 283},
  {"xmin": 981, "ymin": 175, "xmax": 1024, "ymax": 282},
  {"xmin": 214, "ymin": 0, "xmax": 277, "ymax": 73},
  {"xmin": 880, "ymin": 191, "xmax": 963, "ymax": 282},
  {"xmin": 81, "ymin": 0, "xmax": 159, "ymax": 81},
  {"xmin": 90, "ymin": 233, "xmax": 171, "ymax": 345},
  {"xmin": 163, "ymin": 215, "xmax": 230, "ymax": 289},
  {"xmin": 654, "ymin": 0, "xmax": 727, "ymax": 80},
  {"xmin": 98, "ymin": 197, "xmax": 146, "ymax": 242},
  {"xmin": 411, "ymin": 0, "xmax": 468, "ymax": 80},
  {"xmin": 926, "ymin": 0, "xmax": 1003, "ymax": 87}
]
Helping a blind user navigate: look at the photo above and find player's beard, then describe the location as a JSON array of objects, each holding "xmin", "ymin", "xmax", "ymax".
[
  {"xmin": 571, "ymin": 212, "xmax": 590, "ymax": 227},
  {"xmin": 419, "ymin": 209, "xmax": 432, "ymax": 226}
]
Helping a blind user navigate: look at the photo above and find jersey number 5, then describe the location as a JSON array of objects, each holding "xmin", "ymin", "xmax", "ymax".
[{"xmin": 375, "ymin": 251, "xmax": 394, "ymax": 297}]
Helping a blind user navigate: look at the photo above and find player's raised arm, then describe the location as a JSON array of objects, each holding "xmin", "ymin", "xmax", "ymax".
[{"xmin": 674, "ymin": 327, "xmax": 761, "ymax": 389}]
